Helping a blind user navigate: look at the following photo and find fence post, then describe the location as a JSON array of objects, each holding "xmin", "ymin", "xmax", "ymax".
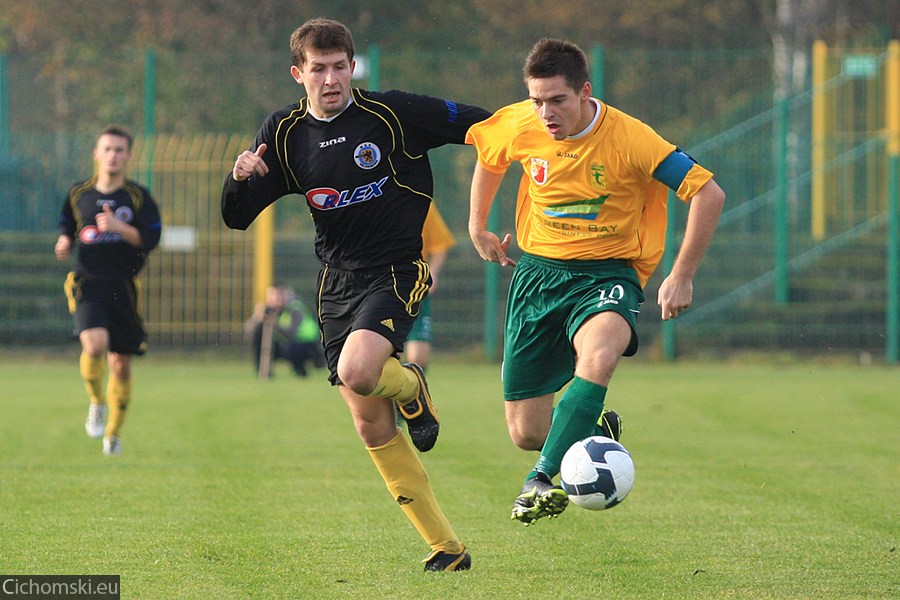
[
  {"xmin": 811, "ymin": 40, "xmax": 828, "ymax": 240},
  {"xmin": 144, "ymin": 49, "xmax": 156, "ymax": 135},
  {"xmin": 484, "ymin": 205, "xmax": 501, "ymax": 361},
  {"xmin": 774, "ymin": 97, "xmax": 790, "ymax": 304},
  {"xmin": 886, "ymin": 40, "xmax": 900, "ymax": 364},
  {"xmin": 253, "ymin": 207, "xmax": 275, "ymax": 308},
  {"xmin": 368, "ymin": 45, "xmax": 381, "ymax": 92},
  {"xmin": 143, "ymin": 49, "xmax": 156, "ymax": 190},
  {"xmin": 661, "ymin": 189, "xmax": 678, "ymax": 361},
  {"xmin": 592, "ymin": 45, "xmax": 605, "ymax": 101},
  {"xmin": 0, "ymin": 54, "xmax": 8, "ymax": 155}
]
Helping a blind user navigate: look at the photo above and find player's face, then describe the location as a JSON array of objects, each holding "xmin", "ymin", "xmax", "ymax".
[
  {"xmin": 93, "ymin": 134, "xmax": 131, "ymax": 176},
  {"xmin": 292, "ymin": 49, "xmax": 355, "ymax": 119},
  {"xmin": 526, "ymin": 75, "xmax": 593, "ymax": 140}
]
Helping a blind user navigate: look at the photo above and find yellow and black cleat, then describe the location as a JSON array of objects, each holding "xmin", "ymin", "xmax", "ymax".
[
  {"xmin": 397, "ymin": 363, "xmax": 440, "ymax": 452},
  {"xmin": 423, "ymin": 545, "xmax": 471, "ymax": 572}
]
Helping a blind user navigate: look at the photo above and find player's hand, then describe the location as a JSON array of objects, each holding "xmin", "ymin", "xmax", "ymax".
[
  {"xmin": 54, "ymin": 235, "xmax": 72, "ymax": 260},
  {"xmin": 233, "ymin": 143, "xmax": 269, "ymax": 181},
  {"xmin": 657, "ymin": 272, "xmax": 693, "ymax": 320},
  {"xmin": 95, "ymin": 204, "xmax": 120, "ymax": 233},
  {"xmin": 471, "ymin": 230, "xmax": 516, "ymax": 268}
]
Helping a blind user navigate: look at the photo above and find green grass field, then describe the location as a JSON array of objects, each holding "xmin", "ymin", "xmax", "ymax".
[{"xmin": 1, "ymin": 352, "xmax": 897, "ymax": 599}]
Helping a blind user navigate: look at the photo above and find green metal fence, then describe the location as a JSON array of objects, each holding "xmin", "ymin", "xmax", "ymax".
[{"xmin": 0, "ymin": 44, "xmax": 896, "ymax": 362}]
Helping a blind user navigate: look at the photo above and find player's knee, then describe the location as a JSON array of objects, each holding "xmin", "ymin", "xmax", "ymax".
[
  {"xmin": 337, "ymin": 363, "xmax": 378, "ymax": 396},
  {"xmin": 575, "ymin": 351, "xmax": 620, "ymax": 384},
  {"xmin": 509, "ymin": 427, "xmax": 545, "ymax": 452}
]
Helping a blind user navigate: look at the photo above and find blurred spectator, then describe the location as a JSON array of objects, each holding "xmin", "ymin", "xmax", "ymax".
[{"xmin": 247, "ymin": 284, "xmax": 324, "ymax": 377}]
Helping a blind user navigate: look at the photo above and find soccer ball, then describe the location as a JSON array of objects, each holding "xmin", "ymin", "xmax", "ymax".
[{"xmin": 560, "ymin": 436, "xmax": 635, "ymax": 510}]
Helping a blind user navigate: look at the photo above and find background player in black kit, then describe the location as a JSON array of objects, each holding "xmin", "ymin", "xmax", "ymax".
[
  {"xmin": 55, "ymin": 125, "xmax": 162, "ymax": 457},
  {"xmin": 222, "ymin": 18, "xmax": 489, "ymax": 572}
]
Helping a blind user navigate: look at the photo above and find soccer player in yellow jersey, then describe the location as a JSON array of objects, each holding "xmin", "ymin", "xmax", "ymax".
[
  {"xmin": 466, "ymin": 38, "xmax": 725, "ymax": 525},
  {"xmin": 406, "ymin": 203, "xmax": 457, "ymax": 370}
]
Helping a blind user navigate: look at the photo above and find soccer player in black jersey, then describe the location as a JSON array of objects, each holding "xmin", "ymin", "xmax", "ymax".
[
  {"xmin": 222, "ymin": 18, "xmax": 488, "ymax": 572},
  {"xmin": 56, "ymin": 125, "xmax": 162, "ymax": 457}
]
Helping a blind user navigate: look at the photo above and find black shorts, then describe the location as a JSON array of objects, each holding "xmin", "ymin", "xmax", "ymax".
[
  {"xmin": 317, "ymin": 260, "xmax": 431, "ymax": 385},
  {"xmin": 64, "ymin": 272, "xmax": 147, "ymax": 355}
]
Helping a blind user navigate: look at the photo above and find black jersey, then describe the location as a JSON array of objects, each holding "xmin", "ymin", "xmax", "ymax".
[
  {"xmin": 58, "ymin": 177, "xmax": 162, "ymax": 280},
  {"xmin": 222, "ymin": 89, "xmax": 490, "ymax": 270}
]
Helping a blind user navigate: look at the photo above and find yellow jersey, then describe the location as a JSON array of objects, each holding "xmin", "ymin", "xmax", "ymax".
[
  {"xmin": 422, "ymin": 203, "xmax": 456, "ymax": 261},
  {"xmin": 466, "ymin": 99, "xmax": 713, "ymax": 286}
]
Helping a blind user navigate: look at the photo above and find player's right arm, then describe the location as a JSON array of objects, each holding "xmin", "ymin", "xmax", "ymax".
[
  {"xmin": 54, "ymin": 235, "xmax": 72, "ymax": 261},
  {"xmin": 222, "ymin": 141, "xmax": 286, "ymax": 230},
  {"xmin": 232, "ymin": 143, "xmax": 269, "ymax": 182},
  {"xmin": 468, "ymin": 162, "xmax": 516, "ymax": 268},
  {"xmin": 55, "ymin": 191, "xmax": 76, "ymax": 260}
]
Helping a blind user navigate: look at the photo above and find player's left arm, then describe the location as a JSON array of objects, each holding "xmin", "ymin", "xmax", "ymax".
[
  {"xmin": 96, "ymin": 191, "xmax": 162, "ymax": 252},
  {"xmin": 387, "ymin": 91, "xmax": 491, "ymax": 147},
  {"xmin": 657, "ymin": 178, "xmax": 725, "ymax": 320},
  {"xmin": 135, "ymin": 192, "xmax": 163, "ymax": 252}
]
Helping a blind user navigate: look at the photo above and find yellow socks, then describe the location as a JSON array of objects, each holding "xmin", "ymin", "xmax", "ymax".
[
  {"xmin": 104, "ymin": 375, "xmax": 131, "ymax": 438},
  {"xmin": 79, "ymin": 352, "xmax": 105, "ymax": 405},
  {"xmin": 368, "ymin": 432, "xmax": 463, "ymax": 554},
  {"xmin": 369, "ymin": 357, "xmax": 419, "ymax": 406}
]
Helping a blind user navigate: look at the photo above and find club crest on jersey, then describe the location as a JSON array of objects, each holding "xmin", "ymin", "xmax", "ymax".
[
  {"xmin": 530, "ymin": 158, "xmax": 549, "ymax": 186},
  {"xmin": 354, "ymin": 142, "xmax": 381, "ymax": 170},
  {"xmin": 115, "ymin": 206, "xmax": 134, "ymax": 223},
  {"xmin": 591, "ymin": 164, "xmax": 607, "ymax": 190}
]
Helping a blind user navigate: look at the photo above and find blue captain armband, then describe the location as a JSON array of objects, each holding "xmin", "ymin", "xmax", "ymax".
[{"xmin": 653, "ymin": 147, "xmax": 697, "ymax": 191}]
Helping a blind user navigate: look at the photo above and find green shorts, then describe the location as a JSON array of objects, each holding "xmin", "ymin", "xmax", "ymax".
[
  {"xmin": 502, "ymin": 253, "xmax": 644, "ymax": 401},
  {"xmin": 407, "ymin": 297, "xmax": 433, "ymax": 343}
]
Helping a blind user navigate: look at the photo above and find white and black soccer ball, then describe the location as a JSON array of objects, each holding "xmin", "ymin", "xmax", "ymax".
[{"xmin": 560, "ymin": 436, "xmax": 635, "ymax": 510}]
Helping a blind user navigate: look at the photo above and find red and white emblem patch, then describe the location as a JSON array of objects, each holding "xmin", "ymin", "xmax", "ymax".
[{"xmin": 530, "ymin": 158, "xmax": 549, "ymax": 186}]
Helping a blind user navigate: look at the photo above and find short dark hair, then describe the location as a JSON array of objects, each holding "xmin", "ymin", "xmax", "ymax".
[
  {"xmin": 97, "ymin": 125, "xmax": 134, "ymax": 150},
  {"xmin": 523, "ymin": 38, "xmax": 590, "ymax": 92},
  {"xmin": 290, "ymin": 18, "xmax": 355, "ymax": 67}
]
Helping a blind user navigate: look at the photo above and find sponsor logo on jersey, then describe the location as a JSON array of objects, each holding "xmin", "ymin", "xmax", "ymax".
[
  {"xmin": 305, "ymin": 176, "xmax": 390, "ymax": 210},
  {"xmin": 530, "ymin": 158, "xmax": 549, "ymax": 185},
  {"xmin": 354, "ymin": 142, "xmax": 381, "ymax": 170},
  {"xmin": 80, "ymin": 226, "xmax": 100, "ymax": 244},
  {"xmin": 543, "ymin": 195, "xmax": 610, "ymax": 220},
  {"xmin": 319, "ymin": 136, "xmax": 347, "ymax": 148},
  {"xmin": 79, "ymin": 225, "xmax": 122, "ymax": 244}
]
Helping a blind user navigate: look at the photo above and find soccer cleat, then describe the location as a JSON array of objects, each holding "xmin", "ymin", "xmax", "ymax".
[
  {"xmin": 85, "ymin": 403, "xmax": 107, "ymax": 439},
  {"xmin": 397, "ymin": 363, "xmax": 439, "ymax": 452},
  {"xmin": 102, "ymin": 435, "xmax": 122, "ymax": 456},
  {"xmin": 423, "ymin": 545, "xmax": 471, "ymax": 572},
  {"xmin": 511, "ymin": 472, "xmax": 569, "ymax": 525},
  {"xmin": 598, "ymin": 408, "xmax": 623, "ymax": 442}
]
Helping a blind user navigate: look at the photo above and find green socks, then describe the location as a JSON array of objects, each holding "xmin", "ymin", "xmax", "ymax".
[{"xmin": 531, "ymin": 376, "xmax": 607, "ymax": 480}]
